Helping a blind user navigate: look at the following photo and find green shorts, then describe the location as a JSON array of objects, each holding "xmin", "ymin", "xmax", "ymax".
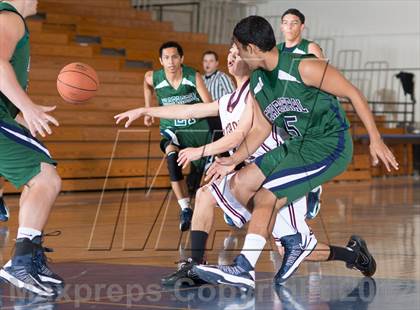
[
  {"xmin": 160, "ymin": 119, "xmax": 212, "ymax": 169},
  {"xmin": 255, "ymin": 130, "xmax": 353, "ymax": 203},
  {"xmin": 0, "ymin": 114, "xmax": 56, "ymax": 189}
]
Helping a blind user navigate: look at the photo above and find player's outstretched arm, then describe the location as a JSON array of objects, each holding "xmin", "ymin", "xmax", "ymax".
[
  {"xmin": 143, "ymin": 71, "xmax": 155, "ymax": 126},
  {"xmin": 299, "ymin": 59, "xmax": 399, "ymax": 172},
  {"xmin": 0, "ymin": 12, "xmax": 59, "ymax": 137},
  {"xmin": 177, "ymin": 93, "xmax": 255, "ymax": 168},
  {"xmin": 114, "ymin": 101, "xmax": 219, "ymax": 128}
]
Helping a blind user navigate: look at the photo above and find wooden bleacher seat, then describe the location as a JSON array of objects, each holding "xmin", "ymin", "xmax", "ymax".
[
  {"xmin": 30, "ymin": 80, "xmax": 144, "ymax": 97},
  {"xmin": 30, "ymin": 68, "xmax": 146, "ymax": 84},
  {"xmin": 31, "ymin": 55, "xmax": 124, "ymax": 71},
  {"xmin": 30, "ymin": 32, "xmax": 71, "ymax": 44},
  {"xmin": 76, "ymin": 23, "xmax": 208, "ymax": 43},
  {"xmin": 45, "ymin": 13, "xmax": 173, "ymax": 31},
  {"xmin": 38, "ymin": 1, "xmax": 152, "ymax": 20},
  {"xmin": 31, "ymin": 43, "xmax": 97, "ymax": 58},
  {"xmin": 31, "ymin": 95, "xmax": 146, "ymax": 112},
  {"xmin": 42, "ymin": 0, "xmax": 135, "ymax": 9}
]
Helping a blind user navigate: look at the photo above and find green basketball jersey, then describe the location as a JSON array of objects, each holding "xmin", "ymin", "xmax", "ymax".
[
  {"xmin": 153, "ymin": 65, "xmax": 203, "ymax": 129},
  {"xmin": 0, "ymin": 2, "xmax": 30, "ymax": 119},
  {"xmin": 277, "ymin": 38, "xmax": 311, "ymax": 55},
  {"xmin": 250, "ymin": 48, "xmax": 349, "ymax": 138}
]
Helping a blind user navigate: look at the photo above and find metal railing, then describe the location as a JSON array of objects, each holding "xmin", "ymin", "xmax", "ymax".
[
  {"xmin": 133, "ymin": 0, "xmax": 257, "ymax": 43},
  {"xmin": 134, "ymin": 1, "xmax": 201, "ymax": 33},
  {"xmin": 340, "ymin": 66, "xmax": 418, "ymax": 129}
]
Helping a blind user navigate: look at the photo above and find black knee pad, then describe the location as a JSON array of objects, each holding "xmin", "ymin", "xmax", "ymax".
[{"xmin": 167, "ymin": 151, "xmax": 183, "ymax": 181}]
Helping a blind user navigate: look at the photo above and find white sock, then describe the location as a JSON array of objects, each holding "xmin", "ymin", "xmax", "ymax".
[
  {"xmin": 17, "ymin": 227, "xmax": 42, "ymax": 240},
  {"xmin": 272, "ymin": 205, "xmax": 297, "ymax": 242},
  {"xmin": 178, "ymin": 198, "xmax": 191, "ymax": 210},
  {"xmin": 240, "ymin": 233, "xmax": 266, "ymax": 268}
]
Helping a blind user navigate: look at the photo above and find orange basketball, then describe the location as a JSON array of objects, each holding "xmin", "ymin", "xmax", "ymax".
[{"xmin": 57, "ymin": 62, "xmax": 99, "ymax": 104}]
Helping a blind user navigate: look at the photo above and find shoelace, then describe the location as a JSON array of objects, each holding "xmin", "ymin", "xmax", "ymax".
[{"xmin": 35, "ymin": 230, "xmax": 62, "ymax": 267}]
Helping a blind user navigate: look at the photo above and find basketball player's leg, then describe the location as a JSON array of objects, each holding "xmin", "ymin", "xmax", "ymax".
[
  {"xmin": 19, "ymin": 162, "xmax": 61, "ymax": 230},
  {"xmin": 165, "ymin": 144, "xmax": 188, "ymax": 200},
  {"xmin": 0, "ymin": 118, "xmax": 62, "ymax": 296},
  {"xmin": 161, "ymin": 185, "xmax": 217, "ymax": 286},
  {"xmin": 172, "ymin": 122, "xmax": 213, "ymax": 231},
  {"xmin": 162, "ymin": 140, "xmax": 192, "ymax": 231},
  {"xmin": 193, "ymin": 131, "xmax": 371, "ymax": 289}
]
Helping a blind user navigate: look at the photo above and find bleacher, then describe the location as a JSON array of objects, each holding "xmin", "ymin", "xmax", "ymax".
[{"xmin": 4, "ymin": 0, "xmax": 414, "ymax": 193}]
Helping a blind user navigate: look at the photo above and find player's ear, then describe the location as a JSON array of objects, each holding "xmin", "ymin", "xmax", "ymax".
[
  {"xmin": 248, "ymin": 44, "xmax": 258, "ymax": 55},
  {"xmin": 159, "ymin": 57, "xmax": 164, "ymax": 66},
  {"xmin": 180, "ymin": 55, "xmax": 184, "ymax": 63}
]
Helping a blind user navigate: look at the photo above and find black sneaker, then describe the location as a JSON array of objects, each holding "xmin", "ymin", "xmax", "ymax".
[
  {"xmin": 0, "ymin": 197, "xmax": 9, "ymax": 222},
  {"xmin": 161, "ymin": 258, "xmax": 204, "ymax": 286},
  {"xmin": 193, "ymin": 254, "xmax": 255, "ymax": 292},
  {"xmin": 0, "ymin": 245, "xmax": 54, "ymax": 297},
  {"xmin": 345, "ymin": 235, "xmax": 376, "ymax": 277},
  {"xmin": 273, "ymin": 233, "xmax": 317, "ymax": 285},
  {"xmin": 32, "ymin": 236, "xmax": 64, "ymax": 287},
  {"xmin": 179, "ymin": 208, "xmax": 193, "ymax": 231}
]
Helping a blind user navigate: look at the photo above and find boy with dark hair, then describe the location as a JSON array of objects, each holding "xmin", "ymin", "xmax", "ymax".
[
  {"xmin": 115, "ymin": 41, "xmax": 212, "ymax": 231},
  {"xmin": 278, "ymin": 8, "xmax": 324, "ymax": 57},
  {"xmin": 193, "ymin": 15, "xmax": 398, "ymax": 291}
]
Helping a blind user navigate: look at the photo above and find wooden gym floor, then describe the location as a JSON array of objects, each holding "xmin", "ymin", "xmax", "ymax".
[{"xmin": 0, "ymin": 176, "xmax": 419, "ymax": 309}]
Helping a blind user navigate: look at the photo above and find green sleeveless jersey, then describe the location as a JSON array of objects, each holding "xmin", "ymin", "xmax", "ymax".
[
  {"xmin": 277, "ymin": 38, "xmax": 311, "ymax": 55},
  {"xmin": 250, "ymin": 48, "xmax": 349, "ymax": 138},
  {"xmin": 153, "ymin": 65, "xmax": 202, "ymax": 129},
  {"xmin": 0, "ymin": 2, "xmax": 30, "ymax": 118}
]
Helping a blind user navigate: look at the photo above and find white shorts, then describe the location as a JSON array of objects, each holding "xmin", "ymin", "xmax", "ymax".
[
  {"xmin": 209, "ymin": 173, "xmax": 314, "ymax": 247},
  {"xmin": 209, "ymin": 173, "xmax": 252, "ymax": 228}
]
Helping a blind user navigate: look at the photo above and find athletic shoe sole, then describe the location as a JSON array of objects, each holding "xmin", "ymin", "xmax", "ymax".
[
  {"xmin": 193, "ymin": 265, "xmax": 255, "ymax": 292},
  {"xmin": 38, "ymin": 274, "xmax": 63, "ymax": 285},
  {"xmin": 0, "ymin": 269, "xmax": 54, "ymax": 297}
]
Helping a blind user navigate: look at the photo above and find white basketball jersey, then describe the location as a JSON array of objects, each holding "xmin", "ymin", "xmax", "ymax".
[{"xmin": 218, "ymin": 79, "xmax": 283, "ymax": 160}]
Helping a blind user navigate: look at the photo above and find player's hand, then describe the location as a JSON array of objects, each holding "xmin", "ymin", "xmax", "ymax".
[
  {"xmin": 214, "ymin": 155, "xmax": 238, "ymax": 167},
  {"xmin": 178, "ymin": 147, "xmax": 204, "ymax": 169},
  {"xmin": 205, "ymin": 159, "xmax": 235, "ymax": 183},
  {"xmin": 114, "ymin": 108, "xmax": 144, "ymax": 128},
  {"xmin": 21, "ymin": 104, "xmax": 59, "ymax": 137},
  {"xmin": 144, "ymin": 115, "xmax": 154, "ymax": 127},
  {"xmin": 369, "ymin": 138, "xmax": 399, "ymax": 172}
]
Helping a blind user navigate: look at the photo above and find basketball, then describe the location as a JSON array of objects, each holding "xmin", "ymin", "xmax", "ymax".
[{"xmin": 57, "ymin": 62, "xmax": 99, "ymax": 104}]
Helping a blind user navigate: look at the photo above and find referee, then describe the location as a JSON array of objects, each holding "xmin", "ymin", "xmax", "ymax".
[{"xmin": 202, "ymin": 50, "xmax": 235, "ymax": 141}]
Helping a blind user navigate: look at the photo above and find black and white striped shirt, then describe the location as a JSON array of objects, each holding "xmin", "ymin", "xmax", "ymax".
[{"xmin": 203, "ymin": 70, "xmax": 236, "ymax": 100}]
